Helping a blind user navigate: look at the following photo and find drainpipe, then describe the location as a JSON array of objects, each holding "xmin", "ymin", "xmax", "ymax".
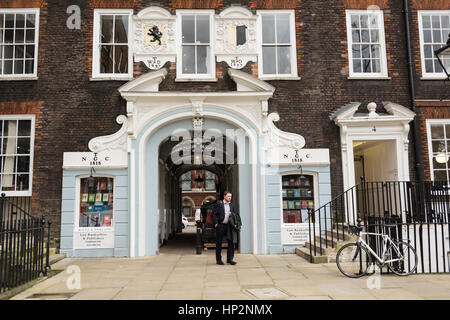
[{"xmin": 403, "ymin": 0, "xmax": 424, "ymax": 183}]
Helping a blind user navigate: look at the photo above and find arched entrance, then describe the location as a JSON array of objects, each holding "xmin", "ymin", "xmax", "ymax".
[
  {"xmin": 133, "ymin": 115, "xmax": 257, "ymax": 256},
  {"xmin": 79, "ymin": 68, "xmax": 319, "ymax": 258},
  {"xmin": 156, "ymin": 127, "xmax": 240, "ymax": 252}
]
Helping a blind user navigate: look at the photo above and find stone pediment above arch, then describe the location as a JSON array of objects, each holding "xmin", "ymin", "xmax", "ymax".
[
  {"xmin": 331, "ymin": 101, "xmax": 416, "ymax": 123},
  {"xmin": 117, "ymin": 67, "xmax": 275, "ymax": 95},
  {"xmin": 88, "ymin": 68, "xmax": 307, "ymax": 160}
]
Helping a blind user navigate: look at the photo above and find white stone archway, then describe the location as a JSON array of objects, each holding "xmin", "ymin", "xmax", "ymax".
[{"xmin": 88, "ymin": 68, "xmax": 310, "ymax": 257}]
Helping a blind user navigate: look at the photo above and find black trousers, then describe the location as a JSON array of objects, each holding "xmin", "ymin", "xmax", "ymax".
[{"xmin": 216, "ymin": 224, "xmax": 234, "ymax": 262}]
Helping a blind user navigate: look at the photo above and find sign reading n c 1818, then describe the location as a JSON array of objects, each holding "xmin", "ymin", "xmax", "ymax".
[
  {"xmin": 271, "ymin": 148, "xmax": 330, "ymax": 166},
  {"xmin": 63, "ymin": 151, "xmax": 128, "ymax": 169}
]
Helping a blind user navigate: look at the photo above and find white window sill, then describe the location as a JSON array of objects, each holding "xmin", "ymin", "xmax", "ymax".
[
  {"xmin": 90, "ymin": 76, "xmax": 133, "ymax": 81},
  {"xmin": 175, "ymin": 77, "xmax": 218, "ymax": 82},
  {"xmin": 0, "ymin": 76, "xmax": 38, "ymax": 81},
  {"xmin": 347, "ymin": 76, "xmax": 391, "ymax": 80},
  {"xmin": 259, "ymin": 76, "xmax": 301, "ymax": 81},
  {"xmin": 0, "ymin": 191, "xmax": 32, "ymax": 197},
  {"xmin": 420, "ymin": 76, "xmax": 448, "ymax": 81}
]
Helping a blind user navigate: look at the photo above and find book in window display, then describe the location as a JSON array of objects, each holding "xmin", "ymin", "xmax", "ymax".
[
  {"xmin": 289, "ymin": 178, "xmax": 296, "ymax": 186},
  {"xmin": 282, "ymin": 174, "xmax": 315, "ymax": 224},
  {"xmin": 288, "ymin": 200, "xmax": 295, "ymax": 209},
  {"xmin": 301, "ymin": 209, "xmax": 309, "ymax": 223},
  {"xmin": 79, "ymin": 177, "xmax": 114, "ymax": 228},
  {"xmin": 283, "ymin": 210, "xmax": 301, "ymax": 223}
]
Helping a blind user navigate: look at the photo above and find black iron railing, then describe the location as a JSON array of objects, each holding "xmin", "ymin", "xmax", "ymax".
[
  {"xmin": 0, "ymin": 194, "xmax": 51, "ymax": 293},
  {"xmin": 308, "ymin": 180, "xmax": 450, "ymax": 273}
]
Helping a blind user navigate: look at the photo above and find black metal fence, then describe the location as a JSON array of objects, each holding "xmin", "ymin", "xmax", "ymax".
[
  {"xmin": 0, "ymin": 194, "xmax": 51, "ymax": 293},
  {"xmin": 308, "ymin": 180, "xmax": 450, "ymax": 273}
]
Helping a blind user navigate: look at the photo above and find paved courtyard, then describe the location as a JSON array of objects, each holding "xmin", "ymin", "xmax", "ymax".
[{"xmin": 9, "ymin": 226, "xmax": 450, "ymax": 300}]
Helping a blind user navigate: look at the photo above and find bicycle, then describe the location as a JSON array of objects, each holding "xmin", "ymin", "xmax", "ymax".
[{"xmin": 336, "ymin": 218, "xmax": 418, "ymax": 278}]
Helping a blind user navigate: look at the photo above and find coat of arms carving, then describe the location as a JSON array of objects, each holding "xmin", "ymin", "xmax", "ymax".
[{"xmin": 145, "ymin": 25, "xmax": 165, "ymax": 47}]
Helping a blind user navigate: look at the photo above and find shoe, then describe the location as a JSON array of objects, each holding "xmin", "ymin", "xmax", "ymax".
[
  {"xmin": 227, "ymin": 261, "xmax": 237, "ymax": 265},
  {"xmin": 216, "ymin": 261, "xmax": 224, "ymax": 265}
]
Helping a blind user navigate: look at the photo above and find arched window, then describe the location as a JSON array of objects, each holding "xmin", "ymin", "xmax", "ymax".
[{"xmin": 180, "ymin": 171, "xmax": 192, "ymax": 191}]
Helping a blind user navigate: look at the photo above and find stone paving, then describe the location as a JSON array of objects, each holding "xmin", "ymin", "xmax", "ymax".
[
  {"xmin": 9, "ymin": 227, "xmax": 450, "ymax": 300},
  {"xmin": 9, "ymin": 252, "xmax": 450, "ymax": 300}
]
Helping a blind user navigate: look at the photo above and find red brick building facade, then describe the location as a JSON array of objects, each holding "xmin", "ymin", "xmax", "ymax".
[{"xmin": 0, "ymin": 0, "xmax": 449, "ymax": 249}]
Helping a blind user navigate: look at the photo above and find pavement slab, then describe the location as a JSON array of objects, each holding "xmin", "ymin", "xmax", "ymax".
[{"xmin": 9, "ymin": 251, "xmax": 450, "ymax": 300}]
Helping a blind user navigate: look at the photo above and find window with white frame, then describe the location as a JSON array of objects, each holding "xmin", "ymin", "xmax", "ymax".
[
  {"xmin": 346, "ymin": 10, "xmax": 388, "ymax": 78},
  {"xmin": 418, "ymin": 11, "xmax": 450, "ymax": 78},
  {"xmin": 0, "ymin": 9, "xmax": 39, "ymax": 78},
  {"xmin": 427, "ymin": 120, "xmax": 450, "ymax": 181},
  {"xmin": 258, "ymin": 10, "xmax": 298, "ymax": 78},
  {"xmin": 92, "ymin": 9, "xmax": 133, "ymax": 79},
  {"xmin": 177, "ymin": 10, "xmax": 215, "ymax": 80},
  {"xmin": 0, "ymin": 116, "xmax": 35, "ymax": 196}
]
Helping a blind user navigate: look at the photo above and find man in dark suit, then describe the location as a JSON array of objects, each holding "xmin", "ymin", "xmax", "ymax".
[{"xmin": 212, "ymin": 191, "xmax": 237, "ymax": 265}]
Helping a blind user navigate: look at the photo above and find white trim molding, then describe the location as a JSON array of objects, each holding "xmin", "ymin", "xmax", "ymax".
[
  {"xmin": 0, "ymin": 114, "xmax": 35, "ymax": 197},
  {"xmin": 0, "ymin": 8, "xmax": 40, "ymax": 79},
  {"xmin": 417, "ymin": 10, "xmax": 450, "ymax": 80},
  {"xmin": 92, "ymin": 9, "xmax": 134, "ymax": 80},
  {"xmin": 345, "ymin": 9, "xmax": 389, "ymax": 79},
  {"xmin": 332, "ymin": 101, "xmax": 415, "ymax": 192},
  {"xmin": 256, "ymin": 10, "xmax": 299, "ymax": 80},
  {"xmin": 426, "ymin": 119, "xmax": 450, "ymax": 181},
  {"xmin": 176, "ymin": 10, "xmax": 216, "ymax": 81}
]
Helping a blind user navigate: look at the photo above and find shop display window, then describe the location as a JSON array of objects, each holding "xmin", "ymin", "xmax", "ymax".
[
  {"xmin": 79, "ymin": 177, "xmax": 114, "ymax": 228},
  {"xmin": 282, "ymin": 174, "xmax": 314, "ymax": 224}
]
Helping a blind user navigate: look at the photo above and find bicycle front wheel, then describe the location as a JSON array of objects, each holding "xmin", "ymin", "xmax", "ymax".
[
  {"xmin": 386, "ymin": 241, "xmax": 418, "ymax": 276},
  {"xmin": 336, "ymin": 243, "xmax": 372, "ymax": 278}
]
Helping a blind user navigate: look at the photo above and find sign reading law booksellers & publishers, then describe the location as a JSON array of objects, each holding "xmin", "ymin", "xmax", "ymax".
[
  {"xmin": 74, "ymin": 227, "xmax": 115, "ymax": 249},
  {"xmin": 281, "ymin": 224, "xmax": 310, "ymax": 245}
]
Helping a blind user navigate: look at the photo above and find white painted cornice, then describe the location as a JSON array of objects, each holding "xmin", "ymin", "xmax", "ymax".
[
  {"xmin": 228, "ymin": 68, "xmax": 275, "ymax": 93},
  {"xmin": 333, "ymin": 101, "xmax": 415, "ymax": 127},
  {"xmin": 135, "ymin": 6, "xmax": 175, "ymax": 20},
  {"xmin": 118, "ymin": 68, "xmax": 168, "ymax": 94},
  {"xmin": 218, "ymin": 6, "xmax": 255, "ymax": 19},
  {"xmin": 382, "ymin": 101, "xmax": 416, "ymax": 119}
]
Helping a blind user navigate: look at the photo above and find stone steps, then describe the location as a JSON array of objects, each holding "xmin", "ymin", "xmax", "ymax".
[{"xmin": 296, "ymin": 228, "xmax": 357, "ymax": 264}]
